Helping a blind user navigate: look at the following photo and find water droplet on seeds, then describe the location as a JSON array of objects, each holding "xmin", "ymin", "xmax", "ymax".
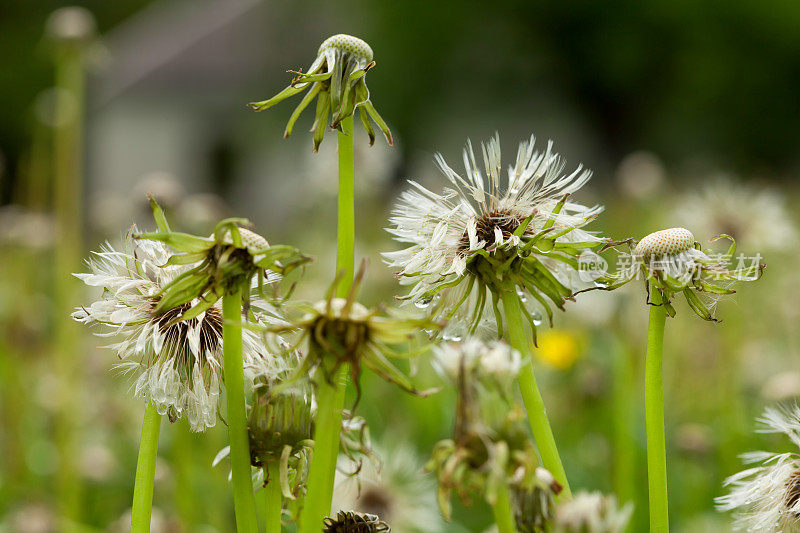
[
  {"xmin": 531, "ymin": 311, "xmax": 543, "ymax": 326},
  {"xmin": 443, "ymin": 332, "xmax": 462, "ymax": 342}
]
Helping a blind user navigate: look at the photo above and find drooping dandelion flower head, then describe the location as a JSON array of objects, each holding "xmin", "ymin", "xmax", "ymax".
[
  {"xmin": 72, "ymin": 232, "xmax": 279, "ymax": 431},
  {"xmin": 134, "ymin": 196, "xmax": 310, "ymax": 321},
  {"xmin": 385, "ymin": 134, "xmax": 605, "ymax": 342},
  {"xmin": 265, "ymin": 261, "xmax": 441, "ymax": 403},
  {"xmin": 249, "ymin": 33, "xmax": 392, "ymax": 152},
  {"xmin": 716, "ymin": 404, "xmax": 800, "ymax": 531}
]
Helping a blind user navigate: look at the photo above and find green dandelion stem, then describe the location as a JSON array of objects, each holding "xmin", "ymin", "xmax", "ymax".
[
  {"xmin": 336, "ymin": 114, "xmax": 356, "ymax": 287},
  {"xmin": 53, "ymin": 41, "xmax": 86, "ymax": 523},
  {"xmin": 264, "ymin": 462, "xmax": 282, "ymax": 533},
  {"xmin": 130, "ymin": 401, "xmax": 162, "ymax": 533},
  {"xmin": 500, "ymin": 289, "xmax": 571, "ymax": 497},
  {"xmin": 223, "ymin": 288, "xmax": 258, "ymax": 533},
  {"xmin": 298, "ymin": 115, "xmax": 355, "ymax": 533},
  {"xmin": 490, "ymin": 483, "xmax": 518, "ymax": 533},
  {"xmin": 645, "ymin": 283, "xmax": 669, "ymax": 532}
]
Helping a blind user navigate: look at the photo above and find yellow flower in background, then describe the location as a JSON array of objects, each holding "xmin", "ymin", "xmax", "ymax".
[{"xmin": 536, "ymin": 330, "xmax": 582, "ymax": 370}]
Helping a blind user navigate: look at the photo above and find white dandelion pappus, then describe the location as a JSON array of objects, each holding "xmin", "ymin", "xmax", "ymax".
[
  {"xmin": 385, "ymin": 134, "xmax": 604, "ymax": 338},
  {"xmin": 552, "ymin": 491, "xmax": 633, "ymax": 533},
  {"xmin": 433, "ymin": 339, "xmax": 524, "ymax": 393},
  {"xmin": 716, "ymin": 404, "xmax": 800, "ymax": 531},
  {"xmin": 672, "ymin": 177, "xmax": 798, "ymax": 253},
  {"xmin": 73, "ymin": 231, "xmax": 283, "ymax": 431}
]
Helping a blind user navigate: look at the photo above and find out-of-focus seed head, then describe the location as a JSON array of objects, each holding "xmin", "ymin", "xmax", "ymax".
[{"xmin": 45, "ymin": 6, "xmax": 97, "ymax": 43}]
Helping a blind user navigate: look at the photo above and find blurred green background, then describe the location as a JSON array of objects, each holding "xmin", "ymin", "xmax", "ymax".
[{"xmin": 1, "ymin": 1, "xmax": 800, "ymax": 531}]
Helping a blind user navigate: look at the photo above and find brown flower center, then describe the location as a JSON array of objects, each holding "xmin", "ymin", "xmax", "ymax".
[
  {"xmin": 785, "ymin": 469, "xmax": 800, "ymax": 511},
  {"xmin": 456, "ymin": 209, "xmax": 529, "ymax": 255}
]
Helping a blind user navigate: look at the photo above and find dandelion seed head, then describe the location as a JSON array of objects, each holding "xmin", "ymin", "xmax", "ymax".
[
  {"xmin": 633, "ymin": 228, "xmax": 695, "ymax": 258},
  {"xmin": 385, "ymin": 134, "xmax": 603, "ymax": 337},
  {"xmin": 716, "ymin": 405, "xmax": 800, "ymax": 530},
  {"xmin": 73, "ymin": 234, "xmax": 280, "ymax": 431},
  {"xmin": 319, "ymin": 34, "xmax": 374, "ymax": 62}
]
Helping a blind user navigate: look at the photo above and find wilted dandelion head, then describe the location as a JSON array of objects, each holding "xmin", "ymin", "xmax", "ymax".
[
  {"xmin": 385, "ymin": 134, "xmax": 604, "ymax": 341},
  {"xmin": 585, "ymin": 227, "xmax": 765, "ymax": 321},
  {"xmin": 72, "ymin": 233, "xmax": 280, "ymax": 431},
  {"xmin": 249, "ymin": 33, "xmax": 392, "ymax": 152},
  {"xmin": 265, "ymin": 262, "xmax": 440, "ymax": 403},
  {"xmin": 428, "ymin": 340, "xmax": 544, "ymax": 522},
  {"xmin": 134, "ymin": 197, "xmax": 310, "ymax": 321},
  {"xmin": 716, "ymin": 404, "xmax": 800, "ymax": 531}
]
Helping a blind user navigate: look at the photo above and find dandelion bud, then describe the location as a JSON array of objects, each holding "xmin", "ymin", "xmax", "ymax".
[{"xmin": 248, "ymin": 385, "xmax": 313, "ymax": 467}]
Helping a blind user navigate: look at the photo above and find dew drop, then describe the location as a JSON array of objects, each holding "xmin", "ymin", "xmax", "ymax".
[{"xmin": 516, "ymin": 288, "xmax": 528, "ymax": 303}]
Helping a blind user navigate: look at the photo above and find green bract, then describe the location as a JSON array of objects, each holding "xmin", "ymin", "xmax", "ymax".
[
  {"xmin": 134, "ymin": 196, "xmax": 311, "ymax": 322},
  {"xmin": 265, "ymin": 262, "xmax": 440, "ymax": 402},
  {"xmin": 248, "ymin": 34, "xmax": 392, "ymax": 152}
]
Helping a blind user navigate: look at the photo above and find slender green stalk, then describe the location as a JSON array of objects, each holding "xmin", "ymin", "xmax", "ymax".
[
  {"xmin": 131, "ymin": 402, "xmax": 162, "ymax": 533},
  {"xmin": 298, "ymin": 115, "xmax": 355, "ymax": 533},
  {"xmin": 335, "ymin": 115, "xmax": 355, "ymax": 285},
  {"xmin": 53, "ymin": 43, "xmax": 86, "ymax": 525},
  {"xmin": 264, "ymin": 462, "xmax": 283, "ymax": 533},
  {"xmin": 500, "ymin": 290, "xmax": 571, "ymax": 496},
  {"xmin": 223, "ymin": 288, "xmax": 258, "ymax": 533},
  {"xmin": 490, "ymin": 483, "xmax": 517, "ymax": 533},
  {"xmin": 645, "ymin": 284, "xmax": 668, "ymax": 533}
]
